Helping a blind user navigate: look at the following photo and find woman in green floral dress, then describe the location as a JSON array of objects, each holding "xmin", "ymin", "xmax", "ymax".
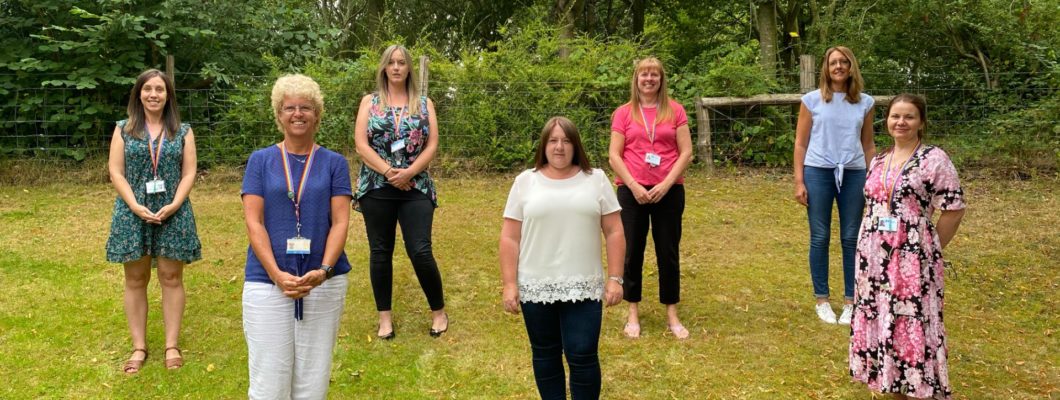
[{"xmin": 106, "ymin": 69, "xmax": 201, "ymax": 374}]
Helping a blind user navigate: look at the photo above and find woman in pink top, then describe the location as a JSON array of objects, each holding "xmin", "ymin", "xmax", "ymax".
[{"xmin": 608, "ymin": 57, "xmax": 694, "ymax": 339}]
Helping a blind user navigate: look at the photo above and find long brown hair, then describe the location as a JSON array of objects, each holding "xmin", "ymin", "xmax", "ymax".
[
  {"xmin": 123, "ymin": 69, "xmax": 181, "ymax": 139},
  {"xmin": 819, "ymin": 46, "xmax": 865, "ymax": 104},
  {"xmin": 628, "ymin": 57, "xmax": 675, "ymax": 124},
  {"xmin": 533, "ymin": 116, "xmax": 592, "ymax": 174},
  {"xmin": 375, "ymin": 44, "xmax": 422, "ymax": 115}
]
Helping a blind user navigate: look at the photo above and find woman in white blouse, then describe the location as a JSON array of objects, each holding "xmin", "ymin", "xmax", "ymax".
[{"xmin": 500, "ymin": 116, "xmax": 625, "ymax": 400}]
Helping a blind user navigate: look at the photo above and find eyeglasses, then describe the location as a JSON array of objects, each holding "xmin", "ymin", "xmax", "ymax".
[{"xmin": 281, "ymin": 105, "xmax": 315, "ymax": 114}]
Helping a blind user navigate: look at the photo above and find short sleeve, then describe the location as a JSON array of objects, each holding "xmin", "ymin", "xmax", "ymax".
[
  {"xmin": 926, "ymin": 148, "xmax": 965, "ymax": 211},
  {"xmin": 672, "ymin": 101, "xmax": 689, "ymax": 128},
  {"xmin": 502, "ymin": 171, "xmax": 528, "ymax": 221},
  {"xmin": 610, "ymin": 106, "xmax": 628, "ymax": 135},
  {"xmin": 241, "ymin": 150, "xmax": 265, "ymax": 197},
  {"xmin": 862, "ymin": 94, "xmax": 876, "ymax": 116},
  {"xmin": 329, "ymin": 153, "xmax": 353, "ymax": 197},
  {"xmin": 596, "ymin": 170, "xmax": 621, "ymax": 215},
  {"xmin": 801, "ymin": 91, "xmax": 816, "ymax": 111}
]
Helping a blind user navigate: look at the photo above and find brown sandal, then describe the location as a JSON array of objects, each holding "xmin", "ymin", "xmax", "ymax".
[
  {"xmin": 164, "ymin": 347, "xmax": 183, "ymax": 369},
  {"xmin": 123, "ymin": 348, "xmax": 148, "ymax": 375}
]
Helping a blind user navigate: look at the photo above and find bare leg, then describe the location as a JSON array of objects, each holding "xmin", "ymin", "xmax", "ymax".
[
  {"xmin": 123, "ymin": 257, "xmax": 152, "ymax": 367},
  {"xmin": 378, "ymin": 310, "xmax": 393, "ymax": 337},
  {"xmin": 624, "ymin": 302, "xmax": 641, "ymax": 338},
  {"xmin": 157, "ymin": 257, "xmax": 185, "ymax": 365}
]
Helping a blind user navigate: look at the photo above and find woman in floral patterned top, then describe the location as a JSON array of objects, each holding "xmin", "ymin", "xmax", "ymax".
[
  {"xmin": 849, "ymin": 94, "xmax": 966, "ymax": 400},
  {"xmin": 106, "ymin": 69, "xmax": 201, "ymax": 374},
  {"xmin": 354, "ymin": 45, "xmax": 447, "ymax": 339}
]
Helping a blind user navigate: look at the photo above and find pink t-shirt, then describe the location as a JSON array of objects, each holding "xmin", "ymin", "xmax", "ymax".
[{"xmin": 610, "ymin": 99, "xmax": 689, "ymax": 186}]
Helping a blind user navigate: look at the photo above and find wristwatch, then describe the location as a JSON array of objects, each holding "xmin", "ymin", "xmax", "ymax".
[
  {"xmin": 608, "ymin": 275, "xmax": 624, "ymax": 285},
  {"xmin": 319, "ymin": 264, "xmax": 335, "ymax": 280}
]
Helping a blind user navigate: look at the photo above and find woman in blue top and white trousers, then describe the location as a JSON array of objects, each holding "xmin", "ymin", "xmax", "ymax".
[
  {"xmin": 241, "ymin": 74, "xmax": 353, "ymax": 399},
  {"xmin": 793, "ymin": 46, "xmax": 875, "ymax": 325}
]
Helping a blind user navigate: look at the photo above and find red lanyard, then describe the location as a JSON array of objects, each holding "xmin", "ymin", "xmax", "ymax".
[{"xmin": 278, "ymin": 142, "xmax": 318, "ymax": 237}]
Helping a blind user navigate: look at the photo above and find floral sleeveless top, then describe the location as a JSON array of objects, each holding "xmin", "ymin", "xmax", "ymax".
[{"xmin": 354, "ymin": 94, "xmax": 438, "ymax": 207}]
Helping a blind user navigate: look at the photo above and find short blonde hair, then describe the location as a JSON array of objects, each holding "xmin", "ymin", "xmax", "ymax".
[{"xmin": 271, "ymin": 74, "xmax": 325, "ymax": 133}]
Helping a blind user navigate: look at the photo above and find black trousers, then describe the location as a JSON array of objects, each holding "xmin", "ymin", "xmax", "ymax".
[
  {"xmin": 616, "ymin": 184, "xmax": 684, "ymax": 304},
  {"xmin": 359, "ymin": 194, "xmax": 445, "ymax": 311}
]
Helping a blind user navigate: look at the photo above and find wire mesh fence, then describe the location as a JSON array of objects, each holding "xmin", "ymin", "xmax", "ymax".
[{"xmin": 2, "ymin": 70, "xmax": 1057, "ymax": 175}]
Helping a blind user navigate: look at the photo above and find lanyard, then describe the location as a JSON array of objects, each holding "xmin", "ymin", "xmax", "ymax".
[
  {"xmin": 882, "ymin": 142, "xmax": 921, "ymax": 213},
  {"xmin": 392, "ymin": 106, "xmax": 407, "ymax": 141},
  {"xmin": 146, "ymin": 126, "xmax": 165, "ymax": 178},
  {"xmin": 278, "ymin": 142, "xmax": 318, "ymax": 237},
  {"xmin": 638, "ymin": 104, "xmax": 659, "ymax": 146}
]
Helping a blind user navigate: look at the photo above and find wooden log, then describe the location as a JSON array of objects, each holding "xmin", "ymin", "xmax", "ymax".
[
  {"xmin": 800, "ymin": 55, "xmax": 815, "ymax": 93},
  {"xmin": 694, "ymin": 99, "xmax": 713, "ymax": 172},
  {"xmin": 419, "ymin": 56, "xmax": 429, "ymax": 94},
  {"xmin": 165, "ymin": 55, "xmax": 175, "ymax": 84}
]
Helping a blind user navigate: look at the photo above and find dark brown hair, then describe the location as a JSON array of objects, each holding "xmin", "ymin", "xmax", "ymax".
[
  {"xmin": 533, "ymin": 116, "xmax": 592, "ymax": 174},
  {"xmin": 887, "ymin": 93, "xmax": 928, "ymax": 140},
  {"xmin": 123, "ymin": 69, "xmax": 181, "ymax": 139}
]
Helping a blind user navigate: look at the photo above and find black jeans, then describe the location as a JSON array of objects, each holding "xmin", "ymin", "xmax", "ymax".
[
  {"xmin": 616, "ymin": 184, "xmax": 684, "ymax": 304},
  {"xmin": 521, "ymin": 300, "xmax": 602, "ymax": 400},
  {"xmin": 359, "ymin": 194, "xmax": 445, "ymax": 311}
]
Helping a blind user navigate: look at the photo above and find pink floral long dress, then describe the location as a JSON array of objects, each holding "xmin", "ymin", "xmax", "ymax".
[{"xmin": 849, "ymin": 145, "xmax": 965, "ymax": 399}]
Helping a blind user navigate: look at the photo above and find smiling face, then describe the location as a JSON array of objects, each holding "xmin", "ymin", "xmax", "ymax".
[
  {"xmin": 544, "ymin": 125, "xmax": 574, "ymax": 170},
  {"xmin": 139, "ymin": 76, "xmax": 168, "ymax": 115},
  {"xmin": 279, "ymin": 96, "xmax": 319, "ymax": 139},
  {"xmin": 887, "ymin": 101, "xmax": 923, "ymax": 144},
  {"xmin": 386, "ymin": 50, "xmax": 410, "ymax": 87},
  {"xmin": 636, "ymin": 67, "xmax": 662, "ymax": 97},
  {"xmin": 827, "ymin": 50, "xmax": 852, "ymax": 87}
]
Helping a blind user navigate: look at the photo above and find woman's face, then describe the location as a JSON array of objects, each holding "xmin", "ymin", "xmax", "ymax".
[
  {"xmin": 636, "ymin": 68, "xmax": 661, "ymax": 97},
  {"xmin": 139, "ymin": 76, "xmax": 168, "ymax": 115},
  {"xmin": 887, "ymin": 101, "xmax": 922, "ymax": 142},
  {"xmin": 545, "ymin": 125, "xmax": 574, "ymax": 170},
  {"xmin": 279, "ymin": 95, "xmax": 318, "ymax": 139},
  {"xmin": 386, "ymin": 50, "xmax": 410, "ymax": 87},
  {"xmin": 827, "ymin": 50, "xmax": 852, "ymax": 86}
]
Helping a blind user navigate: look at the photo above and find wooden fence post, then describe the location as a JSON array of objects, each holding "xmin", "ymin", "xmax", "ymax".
[
  {"xmin": 694, "ymin": 99, "xmax": 714, "ymax": 173},
  {"xmin": 419, "ymin": 56, "xmax": 429, "ymax": 94},
  {"xmin": 799, "ymin": 55, "xmax": 815, "ymax": 93},
  {"xmin": 165, "ymin": 55, "xmax": 175, "ymax": 84}
]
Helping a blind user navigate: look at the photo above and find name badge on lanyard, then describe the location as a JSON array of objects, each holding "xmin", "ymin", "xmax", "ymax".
[
  {"xmin": 640, "ymin": 105, "xmax": 661, "ymax": 168},
  {"xmin": 390, "ymin": 106, "xmax": 407, "ymax": 154},
  {"xmin": 279, "ymin": 142, "xmax": 319, "ymax": 255},
  {"xmin": 878, "ymin": 216, "xmax": 899, "ymax": 232},
  {"xmin": 878, "ymin": 142, "xmax": 921, "ymax": 233},
  {"xmin": 146, "ymin": 128, "xmax": 166, "ymax": 194}
]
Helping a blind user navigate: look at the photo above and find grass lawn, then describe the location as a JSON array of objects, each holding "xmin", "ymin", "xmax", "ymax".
[{"xmin": 0, "ymin": 170, "xmax": 1056, "ymax": 399}]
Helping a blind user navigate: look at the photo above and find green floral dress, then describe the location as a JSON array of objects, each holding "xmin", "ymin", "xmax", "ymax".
[
  {"xmin": 354, "ymin": 94, "xmax": 438, "ymax": 207},
  {"xmin": 106, "ymin": 120, "xmax": 202, "ymax": 264}
]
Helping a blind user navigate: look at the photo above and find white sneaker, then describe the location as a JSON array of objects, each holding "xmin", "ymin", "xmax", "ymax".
[
  {"xmin": 838, "ymin": 304, "xmax": 853, "ymax": 325},
  {"xmin": 815, "ymin": 303, "xmax": 837, "ymax": 324}
]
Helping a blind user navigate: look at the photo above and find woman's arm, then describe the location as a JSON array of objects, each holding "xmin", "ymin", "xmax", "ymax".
[
  {"xmin": 354, "ymin": 94, "xmax": 404, "ymax": 183},
  {"xmin": 601, "ymin": 211, "xmax": 625, "ymax": 306},
  {"xmin": 609, "ymin": 131, "xmax": 650, "ymax": 204},
  {"xmin": 793, "ymin": 103, "xmax": 813, "ymax": 207},
  {"xmin": 108, "ymin": 126, "xmax": 159, "ymax": 224},
  {"xmin": 861, "ymin": 107, "xmax": 876, "ymax": 166},
  {"xmin": 391, "ymin": 97, "xmax": 439, "ymax": 184},
  {"xmin": 299, "ymin": 194, "xmax": 353, "ymax": 288},
  {"xmin": 936, "ymin": 208, "xmax": 965, "ymax": 249},
  {"xmin": 499, "ymin": 218, "xmax": 522, "ymax": 314},
  {"xmin": 242, "ymin": 194, "xmax": 311, "ymax": 298},
  {"xmin": 646, "ymin": 124, "xmax": 693, "ymax": 203},
  {"xmin": 156, "ymin": 128, "xmax": 197, "ymax": 222}
]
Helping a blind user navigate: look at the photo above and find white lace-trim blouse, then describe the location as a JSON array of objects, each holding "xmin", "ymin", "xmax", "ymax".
[{"xmin": 502, "ymin": 168, "xmax": 621, "ymax": 304}]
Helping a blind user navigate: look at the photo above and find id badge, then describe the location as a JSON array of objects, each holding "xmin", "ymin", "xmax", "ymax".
[
  {"xmin": 286, "ymin": 236, "xmax": 311, "ymax": 255},
  {"xmin": 391, "ymin": 139, "xmax": 406, "ymax": 153},
  {"xmin": 644, "ymin": 152, "xmax": 661, "ymax": 167},
  {"xmin": 145, "ymin": 179, "xmax": 166, "ymax": 194},
  {"xmin": 879, "ymin": 216, "xmax": 899, "ymax": 232}
]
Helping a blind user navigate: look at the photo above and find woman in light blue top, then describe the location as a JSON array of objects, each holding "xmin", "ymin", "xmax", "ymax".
[{"xmin": 793, "ymin": 46, "xmax": 875, "ymax": 325}]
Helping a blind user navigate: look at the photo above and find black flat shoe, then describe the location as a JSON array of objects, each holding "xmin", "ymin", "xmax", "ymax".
[
  {"xmin": 377, "ymin": 326, "xmax": 395, "ymax": 341},
  {"xmin": 429, "ymin": 313, "xmax": 449, "ymax": 338}
]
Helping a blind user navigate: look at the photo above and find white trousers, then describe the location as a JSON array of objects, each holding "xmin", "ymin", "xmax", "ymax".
[{"xmin": 243, "ymin": 275, "xmax": 348, "ymax": 400}]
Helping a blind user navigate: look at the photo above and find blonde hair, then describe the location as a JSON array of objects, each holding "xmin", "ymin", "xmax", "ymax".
[
  {"xmin": 270, "ymin": 74, "xmax": 325, "ymax": 134},
  {"xmin": 819, "ymin": 46, "xmax": 865, "ymax": 104},
  {"xmin": 628, "ymin": 57, "xmax": 675, "ymax": 125},
  {"xmin": 375, "ymin": 45, "xmax": 422, "ymax": 115}
]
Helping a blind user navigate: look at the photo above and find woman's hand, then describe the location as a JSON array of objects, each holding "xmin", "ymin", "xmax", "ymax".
[
  {"xmin": 131, "ymin": 203, "xmax": 161, "ymax": 224},
  {"xmin": 604, "ymin": 280, "xmax": 624, "ymax": 307},
  {"xmin": 794, "ymin": 182, "xmax": 808, "ymax": 207},
  {"xmin": 386, "ymin": 168, "xmax": 414, "ymax": 191},
  {"xmin": 502, "ymin": 283, "xmax": 521, "ymax": 314},
  {"xmin": 646, "ymin": 180, "xmax": 673, "ymax": 203},
  {"xmin": 629, "ymin": 182, "xmax": 651, "ymax": 204},
  {"xmin": 272, "ymin": 270, "xmax": 314, "ymax": 299},
  {"xmin": 295, "ymin": 269, "xmax": 327, "ymax": 290},
  {"xmin": 154, "ymin": 203, "xmax": 179, "ymax": 222}
]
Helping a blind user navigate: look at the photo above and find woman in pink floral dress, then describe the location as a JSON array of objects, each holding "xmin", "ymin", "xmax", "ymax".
[{"xmin": 849, "ymin": 94, "xmax": 966, "ymax": 400}]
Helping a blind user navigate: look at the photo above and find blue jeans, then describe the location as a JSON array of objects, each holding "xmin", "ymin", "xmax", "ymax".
[
  {"xmin": 804, "ymin": 166, "xmax": 865, "ymax": 300},
  {"xmin": 521, "ymin": 300, "xmax": 602, "ymax": 400}
]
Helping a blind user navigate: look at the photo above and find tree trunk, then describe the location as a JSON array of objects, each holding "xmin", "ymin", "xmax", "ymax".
[
  {"xmin": 366, "ymin": 0, "xmax": 386, "ymax": 47},
  {"xmin": 631, "ymin": 0, "xmax": 646, "ymax": 38},
  {"xmin": 754, "ymin": 0, "xmax": 779, "ymax": 78},
  {"xmin": 556, "ymin": 0, "xmax": 575, "ymax": 58}
]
